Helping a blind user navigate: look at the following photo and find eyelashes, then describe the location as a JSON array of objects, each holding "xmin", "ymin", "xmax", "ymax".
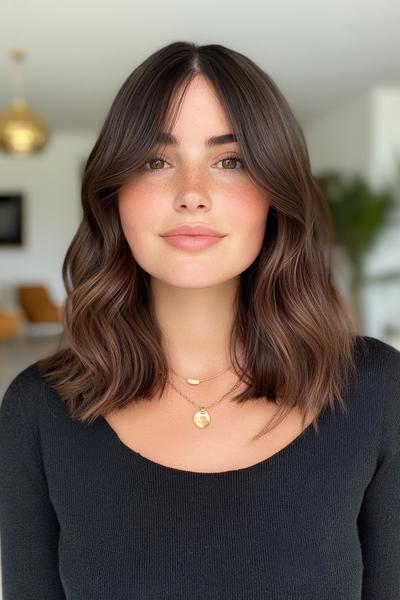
[{"xmin": 141, "ymin": 153, "xmax": 245, "ymax": 173}]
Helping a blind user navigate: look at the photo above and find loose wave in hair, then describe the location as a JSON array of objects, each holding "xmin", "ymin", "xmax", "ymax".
[{"xmin": 37, "ymin": 40, "xmax": 366, "ymax": 442}]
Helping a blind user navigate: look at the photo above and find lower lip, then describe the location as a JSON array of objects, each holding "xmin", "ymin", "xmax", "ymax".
[{"xmin": 162, "ymin": 235, "xmax": 224, "ymax": 250}]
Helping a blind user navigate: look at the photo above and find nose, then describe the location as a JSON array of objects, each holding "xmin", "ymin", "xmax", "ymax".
[
  {"xmin": 176, "ymin": 192, "xmax": 209, "ymax": 211},
  {"xmin": 174, "ymin": 167, "xmax": 210, "ymax": 211}
]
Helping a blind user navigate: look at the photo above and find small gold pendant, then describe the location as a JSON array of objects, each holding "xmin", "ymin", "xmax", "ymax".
[
  {"xmin": 193, "ymin": 408, "xmax": 211, "ymax": 428},
  {"xmin": 187, "ymin": 378, "xmax": 200, "ymax": 385}
]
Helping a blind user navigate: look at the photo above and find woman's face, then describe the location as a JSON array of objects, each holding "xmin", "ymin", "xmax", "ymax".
[{"xmin": 118, "ymin": 75, "xmax": 270, "ymax": 289}]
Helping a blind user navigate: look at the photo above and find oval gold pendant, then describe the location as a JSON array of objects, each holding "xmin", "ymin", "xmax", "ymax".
[{"xmin": 193, "ymin": 408, "xmax": 211, "ymax": 428}]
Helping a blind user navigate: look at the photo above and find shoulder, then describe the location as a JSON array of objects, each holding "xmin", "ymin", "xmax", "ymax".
[
  {"xmin": 0, "ymin": 363, "xmax": 44, "ymax": 469},
  {"xmin": 355, "ymin": 335, "xmax": 400, "ymax": 411},
  {"xmin": 2, "ymin": 361, "xmax": 46, "ymax": 408},
  {"xmin": 0, "ymin": 361, "xmax": 65, "ymax": 484},
  {"xmin": 354, "ymin": 334, "xmax": 400, "ymax": 368},
  {"xmin": 354, "ymin": 335, "xmax": 400, "ymax": 460},
  {"xmin": 1, "ymin": 361, "xmax": 65, "ymax": 431},
  {"xmin": 3, "ymin": 361, "xmax": 47, "ymax": 393}
]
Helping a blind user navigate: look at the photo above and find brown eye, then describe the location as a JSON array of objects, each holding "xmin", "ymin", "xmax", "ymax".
[
  {"xmin": 215, "ymin": 155, "xmax": 244, "ymax": 171},
  {"xmin": 143, "ymin": 156, "xmax": 169, "ymax": 171}
]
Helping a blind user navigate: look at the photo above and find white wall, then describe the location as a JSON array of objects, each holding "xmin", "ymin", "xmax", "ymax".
[
  {"xmin": 305, "ymin": 91, "xmax": 372, "ymax": 180},
  {"xmin": 304, "ymin": 86, "xmax": 400, "ymax": 340},
  {"xmin": 0, "ymin": 131, "xmax": 96, "ymax": 308},
  {"xmin": 370, "ymin": 87, "xmax": 400, "ymax": 187}
]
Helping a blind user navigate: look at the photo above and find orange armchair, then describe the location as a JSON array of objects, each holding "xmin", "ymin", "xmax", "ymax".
[
  {"xmin": 17, "ymin": 285, "xmax": 63, "ymax": 323},
  {"xmin": 0, "ymin": 308, "xmax": 22, "ymax": 341}
]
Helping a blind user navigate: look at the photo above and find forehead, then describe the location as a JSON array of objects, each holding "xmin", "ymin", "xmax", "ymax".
[{"xmin": 164, "ymin": 75, "xmax": 234, "ymax": 140}]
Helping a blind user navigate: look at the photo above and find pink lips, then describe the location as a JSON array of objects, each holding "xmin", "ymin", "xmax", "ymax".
[
  {"xmin": 161, "ymin": 223, "xmax": 226, "ymax": 251},
  {"xmin": 162, "ymin": 235, "xmax": 224, "ymax": 250},
  {"xmin": 161, "ymin": 224, "xmax": 224, "ymax": 237}
]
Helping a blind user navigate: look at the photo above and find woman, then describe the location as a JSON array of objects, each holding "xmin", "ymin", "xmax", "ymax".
[{"xmin": 0, "ymin": 41, "xmax": 399, "ymax": 599}]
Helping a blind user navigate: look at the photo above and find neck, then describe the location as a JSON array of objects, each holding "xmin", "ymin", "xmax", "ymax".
[{"xmin": 150, "ymin": 275, "xmax": 241, "ymax": 380}]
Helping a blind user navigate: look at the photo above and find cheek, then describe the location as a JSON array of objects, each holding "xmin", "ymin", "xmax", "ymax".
[
  {"xmin": 118, "ymin": 184, "xmax": 161, "ymax": 236},
  {"xmin": 242, "ymin": 214, "xmax": 268, "ymax": 262},
  {"xmin": 215, "ymin": 187, "xmax": 269, "ymax": 275},
  {"xmin": 117, "ymin": 185, "xmax": 169, "ymax": 273},
  {"xmin": 229, "ymin": 186, "xmax": 269, "ymax": 243}
]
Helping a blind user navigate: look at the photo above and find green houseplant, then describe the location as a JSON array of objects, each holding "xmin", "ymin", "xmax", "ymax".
[{"xmin": 317, "ymin": 167, "xmax": 399, "ymax": 332}]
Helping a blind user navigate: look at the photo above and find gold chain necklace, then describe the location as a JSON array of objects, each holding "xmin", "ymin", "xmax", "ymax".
[{"xmin": 168, "ymin": 364, "xmax": 242, "ymax": 429}]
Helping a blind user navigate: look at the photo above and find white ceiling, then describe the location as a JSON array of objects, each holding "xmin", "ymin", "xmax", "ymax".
[{"xmin": 1, "ymin": 0, "xmax": 399, "ymax": 133}]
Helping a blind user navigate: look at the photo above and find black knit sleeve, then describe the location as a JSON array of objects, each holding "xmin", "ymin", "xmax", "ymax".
[
  {"xmin": 0, "ymin": 376, "xmax": 66, "ymax": 599},
  {"xmin": 357, "ymin": 340, "xmax": 400, "ymax": 599}
]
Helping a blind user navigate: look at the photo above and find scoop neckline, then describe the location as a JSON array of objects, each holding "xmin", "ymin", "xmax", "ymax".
[{"xmin": 99, "ymin": 411, "xmax": 322, "ymax": 478}]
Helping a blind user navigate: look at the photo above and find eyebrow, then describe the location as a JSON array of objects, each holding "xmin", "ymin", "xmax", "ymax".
[{"xmin": 155, "ymin": 132, "xmax": 238, "ymax": 147}]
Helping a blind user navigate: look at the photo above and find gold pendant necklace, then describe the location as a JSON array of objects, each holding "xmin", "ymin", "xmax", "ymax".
[{"xmin": 168, "ymin": 364, "xmax": 242, "ymax": 428}]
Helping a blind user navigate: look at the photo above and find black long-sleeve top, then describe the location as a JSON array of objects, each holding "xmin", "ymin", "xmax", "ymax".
[{"xmin": 0, "ymin": 335, "xmax": 399, "ymax": 599}]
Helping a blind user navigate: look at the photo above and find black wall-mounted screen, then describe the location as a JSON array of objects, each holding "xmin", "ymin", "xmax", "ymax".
[{"xmin": 0, "ymin": 193, "xmax": 23, "ymax": 246}]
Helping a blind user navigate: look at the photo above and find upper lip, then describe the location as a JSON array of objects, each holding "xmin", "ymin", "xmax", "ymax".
[{"xmin": 161, "ymin": 224, "xmax": 225, "ymax": 237}]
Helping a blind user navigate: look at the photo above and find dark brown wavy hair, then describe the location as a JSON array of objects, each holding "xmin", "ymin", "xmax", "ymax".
[{"xmin": 37, "ymin": 40, "xmax": 365, "ymax": 442}]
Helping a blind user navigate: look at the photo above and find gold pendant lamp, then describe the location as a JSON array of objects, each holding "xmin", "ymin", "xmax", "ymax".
[{"xmin": 0, "ymin": 49, "xmax": 50, "ymax": 155}]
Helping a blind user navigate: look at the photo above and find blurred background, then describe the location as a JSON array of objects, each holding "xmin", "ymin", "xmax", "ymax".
[{"xmin": 1, "ymin": 0, "xmax": 400, "ymax": 406}]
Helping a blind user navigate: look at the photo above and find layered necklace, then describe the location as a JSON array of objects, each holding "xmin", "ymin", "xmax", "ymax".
[{"xmin": 168, "ymin": 363, "xmax": 242, "ymax": 428}]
